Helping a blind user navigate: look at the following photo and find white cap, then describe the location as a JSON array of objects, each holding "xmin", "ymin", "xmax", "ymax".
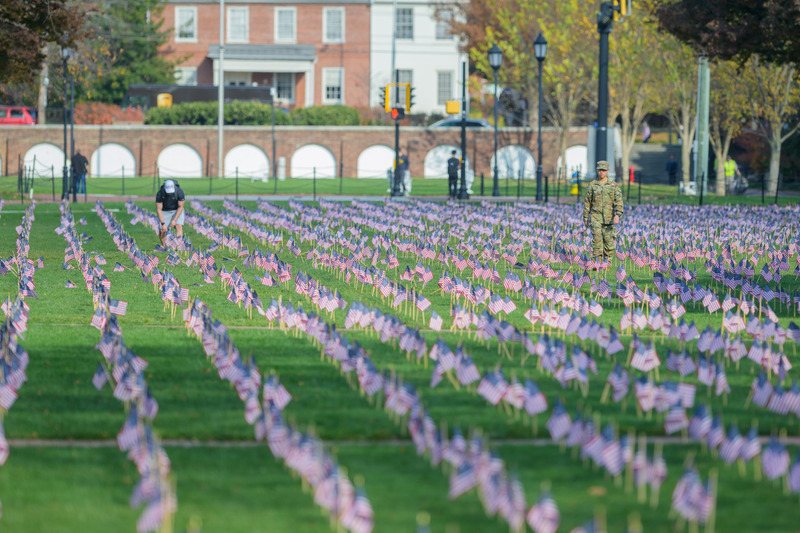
[{"xmin": 164, "ymin": 180, "xmax": 175, "ymax": 193}]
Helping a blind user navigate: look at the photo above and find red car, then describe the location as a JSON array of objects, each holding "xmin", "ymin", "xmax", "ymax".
[{"xmin": 0, "ymin": 106, "xmax": 37, "ymax": 125}]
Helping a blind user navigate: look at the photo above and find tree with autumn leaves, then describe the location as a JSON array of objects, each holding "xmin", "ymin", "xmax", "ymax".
[
  {"xmin": 2, "ymin": 0, "xmax": 178, "ymax": 111},
  {"xmin": 442, "ymin": 0, "xmax": 799, "ymax": 193},
  {"xmin": 0, "ymin": 0, "xmax": 86, "ymax": 95}
]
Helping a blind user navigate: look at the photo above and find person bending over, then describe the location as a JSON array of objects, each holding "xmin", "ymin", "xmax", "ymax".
[{"xmin": 155, "ymin": 179, "xmax": 185, "ymax": 246}]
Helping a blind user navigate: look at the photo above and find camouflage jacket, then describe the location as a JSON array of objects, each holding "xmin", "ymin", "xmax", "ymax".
[{"xmin": 583, "ymin": 179, "xmax": 623, "ymax": 225}]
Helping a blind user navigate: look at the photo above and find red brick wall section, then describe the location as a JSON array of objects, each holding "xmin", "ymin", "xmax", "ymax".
[{"xmin": 0, "ymin": 125, "xmax": 586, "ymax": 179}]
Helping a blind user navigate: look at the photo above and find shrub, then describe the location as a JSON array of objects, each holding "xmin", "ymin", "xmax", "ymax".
[
  {"xmin": 75, "ymin": 102, "xmax": 144, "ymax": 125},
  {"xmin": 289, "ymin": 105, "xmax": 360, "ymax": 126},
  {"xmin": 145, "ymin": 101, "xmax": 292, "ymax": 125}
]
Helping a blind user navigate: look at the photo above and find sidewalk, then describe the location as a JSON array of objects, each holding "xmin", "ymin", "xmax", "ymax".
[{"xmin": 29, "ymin": 192, "xmax": 581, "ymax": 204}]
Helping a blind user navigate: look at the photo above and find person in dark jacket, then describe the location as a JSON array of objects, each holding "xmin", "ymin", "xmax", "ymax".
[
  {"xmin": 155, "ymin": 179, "xmax": 185, "ymax": 245},
  {"xmin": 71, "ymin": 149, "xmax": 89, "ymax": 194},
  {"xmin": 665, "ymin": 154, "xmax": 679, "ymax": 185},
  {"xmin": 447, "ymin": 150, "xmax": 460, "ymax": 198}
]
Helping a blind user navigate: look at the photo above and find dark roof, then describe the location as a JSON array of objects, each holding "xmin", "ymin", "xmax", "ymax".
[{"xmin": 208, "ymin": 44, "xmax": 316, "ymax": 62}]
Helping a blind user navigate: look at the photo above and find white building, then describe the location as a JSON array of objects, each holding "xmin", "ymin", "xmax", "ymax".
[{"xmin": 370, "ymin": 0, "xmax": 466, "ymax": 115}]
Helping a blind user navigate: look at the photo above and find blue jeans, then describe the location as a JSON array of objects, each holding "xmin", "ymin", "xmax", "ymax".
[{"xmin": 75, "ymin": 173, "xmax": 86, "ymax": 194}]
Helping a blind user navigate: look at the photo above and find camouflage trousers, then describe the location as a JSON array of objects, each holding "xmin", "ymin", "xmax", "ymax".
[{"xmin": 590, "ymin": 222, "xmax": 616, "ymax": 259}]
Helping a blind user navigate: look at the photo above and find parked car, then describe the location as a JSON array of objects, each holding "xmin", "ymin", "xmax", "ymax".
[
  {"xmin": 0, "ymin": 106, "xmax": 37, "ymax": 125},
  {"xmin": 428, "ymin": 118, "xmax": 491, "ymax": 129}
]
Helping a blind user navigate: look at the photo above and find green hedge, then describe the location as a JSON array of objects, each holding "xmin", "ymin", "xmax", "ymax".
[
  {"xmin": 144, "ymin": 101, "xmax": 360, "ymax": 126},
  {"xmin": 288, "ymin": 105, "xmax": 360, "ymax": 126}
]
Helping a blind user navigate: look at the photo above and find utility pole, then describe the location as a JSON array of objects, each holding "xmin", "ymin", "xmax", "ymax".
[
  {"xmin": 218, "ymin": 0, "xmax": 225, "ymax": 179},
  {"xmin": 694, "ymin": 54, "xmax": 710, "ymax": 195}
]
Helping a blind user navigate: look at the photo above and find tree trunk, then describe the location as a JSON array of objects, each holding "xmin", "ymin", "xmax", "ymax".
[
  {"xmin": 37, "ymin": 54, "xmax": 49, "ymax": 125},
  {"xmin": 619, "ymin": 108, "xmax": 632, "ymax": 184},
  {"xmin": 767, "ymin": 137, "xmax": 781, "ymax": 196},
  {"xmin": 710, "ymin": 122, "xmax": 730, "ymax": 197},
  {"xmin": 715, "ymin": 162, "xmax": 726, "ymax": 196}
]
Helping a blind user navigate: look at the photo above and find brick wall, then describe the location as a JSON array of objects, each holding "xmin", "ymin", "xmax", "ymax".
[{"xmin": 0, "ymin": 125, "xmax": 587, "ymax": 179}]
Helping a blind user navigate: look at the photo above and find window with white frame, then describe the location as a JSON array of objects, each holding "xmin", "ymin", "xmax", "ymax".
[
  {"xmin": 275, "ymin": 73, "xmax": 295, "ymax": 103},
  {"xmin": 175, "ymin": 67, "xmax": 198, "ymax": 86},
  {"xmin": 436, "ymin": 9, "xmax": 452, "ymax": 40},
  {"xmin": 396, "ymin": 8, "xmax": 413, "ymax": 39},
  {"xmin": 437, "ymin": 71, "xmax": 452, "ymax": 105},
  {"xmin": 175, "ymin": 6, "xmax": 197, "ymax": 42},
  {"xmin": 395, "ymin": 69, "xmax": 413, "ymax": 85},
  {"xmin": 275, "ymin": 7, "xmax": 296, "ymax": 43},
  {"xmin": 323, "ymin": 68, "xmax": 344, "ymax": 104},
  {"xmin": 323, "ymin": 7, "xmax": 345, "ymax": 43},
  {"xmin": 227, "ymin": 6, "xmax": 249, "ymax": 43}
]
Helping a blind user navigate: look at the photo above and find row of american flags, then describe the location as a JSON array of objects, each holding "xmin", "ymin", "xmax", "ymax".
[
  {"xmin": 0, "ymin": 202, "xmax": 36, "ymax": 481},
  {"xmin": 28, "ymin": 195, "xmax": 798, "ymax": 531},
  {"xmin": 160, "ymin": 196, "xmax": 800, "ymax": 531},
  {"xmin": 120, "ymin": 200, "xmax": 585, "ymax": 532},
  {"xmin": 98, "ymin": 201, "xmax": 377, "ymax": 533},
  {"xmin": 57, "ymin": 202, "xmax": 175, "ymax": 533}
]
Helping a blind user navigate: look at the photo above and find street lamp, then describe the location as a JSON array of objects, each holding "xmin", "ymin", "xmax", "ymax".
[
  {"xmin": 60, "ymin": 46, "xmax": 72, "ymax": 200},
  {"xmin": 534, "ymin": 32, "xmax": 547, "ymax": 202},
  {"xmin": 488, "ymin": 44, "xmax": 503, "ymax": 197}
]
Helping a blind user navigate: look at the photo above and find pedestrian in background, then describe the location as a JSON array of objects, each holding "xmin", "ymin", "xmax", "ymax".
[
  {"xmin": 398, "ymin": 149, "xmax": 411, "ymax": 196},
  {"xmin": 71, "ymin": 149, "xmax": 89, "ymax": 194},
  {"xmin": 583, "ymin": 160, "xmax": 623, "ymax": 267},
  {"xmin": 665, "ymin": 153, "xmax": 679, "ymax": 185},
  {"xmin": 447, "ymin": 150, "xmax": 460, "ymax": 198}
]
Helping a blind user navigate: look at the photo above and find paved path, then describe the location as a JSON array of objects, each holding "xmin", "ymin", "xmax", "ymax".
[{"xmin": 29, "ymin": 193, "xmax": 579, "ymax": 204}]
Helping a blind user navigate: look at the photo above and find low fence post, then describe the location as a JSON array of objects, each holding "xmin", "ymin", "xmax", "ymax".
[
  {"xmin": 544, "ymin": 174, "xmax": 548, "ymax": 203},
  {"xmin": 313, "ymin": 167, "xmax": 317, "ymax": 201},
  {"xmin": 555, "ymin": 176, "xmax": 560, "ymax": 203},
  {"xmin": 235, "ymin": 167, "xmax": 239, "ymax": 202},
  {"xmin": 480, "ymin": 173, "xmax": 484, "ymax": 196},
  {"xmin": 638, "ymin": 172, "xmax": 642, "ymax": 204},
  {"xmin": 761, "ymin": 174, "xmax": 765, "ymax": 204},
  {"xmin": 775, "ymin": 173, "xmax": 780, "ymax": 205},
  {"xmin": 122, "ymin": 167, "xmax": 125, "ymax": 196}
]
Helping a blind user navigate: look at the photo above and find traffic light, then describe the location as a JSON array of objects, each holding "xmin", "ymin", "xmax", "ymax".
[
  {"xmin": 406, "ymin": 86, "xmax": 416, "ymax": 112},
  {"xmin": 379, "ymin": 86, "xmax": 386, "ymax": 109},
  {"xmin": 615, "ymin": 0, "xmax": 631, "ymax": 16},
  {"xmin": 384, "ymin": 84, "xmax": 392, "ymax": 113},
  {"xmin": 391, "ymin": 108, "xmax": 405, "ymax": 120}
]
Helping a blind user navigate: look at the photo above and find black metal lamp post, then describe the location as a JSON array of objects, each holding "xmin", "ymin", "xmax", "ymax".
[
  {"xmin": 488, "ymin": 44, "xmax": 503, "ymax": 197},
  {"xmin": 534, "ymin": 33, "xmax": 547, "ymax": 202}
]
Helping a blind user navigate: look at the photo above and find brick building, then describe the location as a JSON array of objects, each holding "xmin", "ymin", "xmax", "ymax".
[{"xmin": 161, "ymin": 0, "xmax": 371, "ymax": 108}]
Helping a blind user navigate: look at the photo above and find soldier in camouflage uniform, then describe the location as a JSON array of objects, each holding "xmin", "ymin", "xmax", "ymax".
[{"xmin": 583, "ymin": 160, "xmax": 623, "ymax": 266}]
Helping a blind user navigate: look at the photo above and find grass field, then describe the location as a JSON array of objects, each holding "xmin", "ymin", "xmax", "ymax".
[{"xmin": 0, "ymin": 196, "xmax": 798, "ymax": 533}]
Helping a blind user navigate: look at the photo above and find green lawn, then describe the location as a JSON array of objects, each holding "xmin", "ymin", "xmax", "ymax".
[
  {"xmin": 3, "ymin": 174, "xmax": 796, "ymax": 205},
  {"xmin": 0, "ymin": 200, "xmax": 798, "ymax": 532}
]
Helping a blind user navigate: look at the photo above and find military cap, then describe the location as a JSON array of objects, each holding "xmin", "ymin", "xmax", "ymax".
[{"xmin": 596, "ymin": 160, "xmax": 610, "ymax": 171}]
